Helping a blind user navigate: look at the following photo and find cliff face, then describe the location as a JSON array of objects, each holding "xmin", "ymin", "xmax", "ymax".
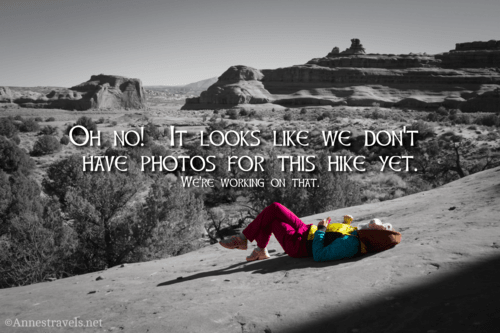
[
  {"xmin": 183, "ymin": 39, "xmax": 500, "ymax": 111},
  {"xmin": 70, "ymin": 74, "xmax": 146, "ymax": 110},
  {"xmin": 185, "ymin": 66, "xmax": 272, "ymax": 106},
  {"xmin": 1, "ymin": 74, "xmax": 146, "ymax": 111}
]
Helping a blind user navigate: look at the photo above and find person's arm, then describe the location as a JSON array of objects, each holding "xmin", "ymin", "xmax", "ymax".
[{"xmin": 312, "ymin": 229, "xmax": 359, "ymax": 262}]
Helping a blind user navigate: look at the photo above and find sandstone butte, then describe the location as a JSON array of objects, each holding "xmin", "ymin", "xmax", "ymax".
[
  {"xmin": 1, "ymin": 166, "xmax": 499, "ymax": 333},
  {"xmin": 183, "ymin": 39, "xmax": 500, "ymax": 112},
  {"xmin": 0, "ymin": 74, "xmax": 146, "ymax": 110}
]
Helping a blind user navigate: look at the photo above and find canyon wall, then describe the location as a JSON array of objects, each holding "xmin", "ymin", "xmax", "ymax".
[{"xmin": 183, "ymin": 39, "xmax": 500, "ymax": 111}]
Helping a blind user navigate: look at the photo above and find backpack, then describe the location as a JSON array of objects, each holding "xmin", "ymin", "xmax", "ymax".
[{"xmin": 357, "ymin": 229, "xmax": 402, "ymax": 253}]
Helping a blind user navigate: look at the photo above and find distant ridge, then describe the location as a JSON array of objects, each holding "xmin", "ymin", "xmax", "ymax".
[
  {"xmin": 183, "ymin": 38, "xmax": 500, "ymax": 111},
  {"xmin": 145, "ymin": 77, "xmax": 217, "ymax": 92}
]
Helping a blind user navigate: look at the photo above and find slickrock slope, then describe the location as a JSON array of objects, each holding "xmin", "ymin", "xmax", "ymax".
[
  {"xmin": 2, "ymin": 75, "xmax": 146, "ymax": 110},
  {"xmin": 183, "ymin": 39, "xmax": 500, "ymax": 111},
  {"xmin": 1, "ymin": 167, "xmax": 499, "ymax": 333}
]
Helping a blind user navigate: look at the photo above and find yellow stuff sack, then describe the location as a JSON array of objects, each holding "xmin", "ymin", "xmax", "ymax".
[{"xmin": 307, "ymin": 223, "xmax": 357, "ymax": 241}]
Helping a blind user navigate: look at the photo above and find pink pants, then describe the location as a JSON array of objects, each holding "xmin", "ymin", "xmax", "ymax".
[{"xmin": 242, "ymin": 202, "xmax": 313, "ymax": 258}]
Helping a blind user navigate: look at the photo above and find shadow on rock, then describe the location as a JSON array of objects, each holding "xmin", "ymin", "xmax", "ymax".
[
  {"xmin": 157, "ymin": 252, "xmax": 376, "ymax": 287},
  {"xmin": 279, "ymin": 253, "xmax": 500, "ymax": 333}
]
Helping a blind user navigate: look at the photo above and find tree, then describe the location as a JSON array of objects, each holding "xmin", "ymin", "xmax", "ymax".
[
  {"xmin": 409, "ymin": 132, "xmax": 500, "ymax": 185},
  {"xmin": 0, "ymin": 171, "xmax": 76, "ymax": 288},
  {"xmin": 54, "ymin": 159, "xmax": 146, "ymax": 270},
  {"xmin": 0, "ymin": 136, "xmax": 35, "ymax": 175},
  {"xmin": 0, "ymin": 118, "xmax": 19, "ymax": 138},
  {"xmin": 133, "ymin": 178, "xmax": 207, "ymax": 259}
]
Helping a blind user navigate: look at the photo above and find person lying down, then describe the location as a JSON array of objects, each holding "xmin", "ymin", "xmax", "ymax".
[{"xmin": 219, "ymin": 202, "xmax": 401, "ymax": 262}]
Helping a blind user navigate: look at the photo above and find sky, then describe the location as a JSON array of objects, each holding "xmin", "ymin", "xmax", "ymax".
[{"xmin": 1, "ymin": 0, "xmax": 498, "ymax": 87}]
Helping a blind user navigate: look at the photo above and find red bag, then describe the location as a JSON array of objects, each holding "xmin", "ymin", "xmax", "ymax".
[{"xmin": 357, "ymin": 229, "xmax": 402, "ymax": 253}]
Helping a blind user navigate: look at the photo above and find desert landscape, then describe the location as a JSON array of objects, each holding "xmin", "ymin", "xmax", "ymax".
[{"xmin": 1, "ymin": 0, "xmax": 500, "ymax": 332}]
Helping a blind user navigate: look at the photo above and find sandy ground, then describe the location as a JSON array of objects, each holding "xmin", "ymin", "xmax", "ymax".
[{"xmin": 1, "ymin": 166, "xmax": 499, "ymax": 333}]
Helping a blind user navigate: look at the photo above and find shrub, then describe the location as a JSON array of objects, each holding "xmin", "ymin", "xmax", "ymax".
[
  {"xmin": 455, "ymin": 114, "xmax": 472, "ymax": 125},
  {"xmin": 150, "ymin": 143, "xmax": 169, "ymax": 157},
  {"xmin": 0, "ymin": 136, "xmax": 35, "ymax": 175},
  {"xmin": 65, "ymin": 116, "xmax": 97, "ymax": 136},
  {"xmin": 31, "ymin": 135, "xmax": 61, "ymax": 156},
  {"xmin": 11, "ymin": 135, "xmax": 20, "ymax": 145},
  {"xmin": 227, "ymin": 109, "xmax": 239, "ymax": 120},
  {"xmin": 38, "ymin": 125, "xmax": 58, "ymax": 136},
  {"xmin": 45, "ymin": 117, "xmax": 56, "ymax": 122},
  {"xmin": 371, "ymin": 109, "xmax": 387, "ymax": 120},
  {"xmin": 436, "ymin": 106, "xmax": 449, "ymax": 116},
  {"xmin": 133, "ymin": 179, "xmax": 207, "ymax": 259},
  {"xmin": 101, "ymin": 139, "xmax": 112, "ymax": 149},
  {"xmin": 284, "ymin": 113, "xmax": 292, "ymax": 121},
  {"xmin": 0, "ymin": 172, "xmax": 76, "ymax": 288},
  {"xmin": 144, "ymin": 122, "xmax": 162, "ymax": 140},
  {"xmin": 34, "ymin": 117, "xmax": 43, "ymax": 122},
  {"xmin": 475, "ymin": 114, "xmax": 500, "ymax": 127},
  {"xmin": 300, "ymin": 108, "xmax": 307, "ymax": 114},
  {"xmin": 426, "ymin": 112, "xmax": 439, "ymax": 122},
  {"xmin": 0, "ymin": 117, "xmax": 19, "ymax": 138},
  {"xmin": 239, "ymin": 109, "xmax": 248, "ymax": 116},
  {"xmin": 19, "ymin": 119, "xmax": 40, "ymax": 133},
  {"xmin": 60, "ymin": 135, "xmax": 70, "ymax": 145},
  {"xmin": 407, "ymin": 120, "xmax": 435, "ymax": 141}
]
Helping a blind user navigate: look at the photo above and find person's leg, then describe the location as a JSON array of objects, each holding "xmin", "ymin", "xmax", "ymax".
[
  {"xmin": 242, "ymin": 202, "xmax": 310, "ymax": 255},
  {"xmin": 270, "ymin": 221, "xmax": 309, "ymax": 258}
]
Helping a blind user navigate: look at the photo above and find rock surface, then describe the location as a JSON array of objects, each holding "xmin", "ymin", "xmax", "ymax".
[
  {"xmin": 185, "ymin": 66, "xmax": 272, "ymax": 107},
  {"xmin": 1, "ymin": 75, "xmax": 146, "ymax": 111},
  {"xmin": 183, "ymin": 39, "xmax": 500, "ymax": 111},
  {"xmin": 0, "ymin": 86, "xmax": 13, "ymax": 103},
  {"xmin": 1, "ymin": 167, "xmax": 499, "ymax": 333}
]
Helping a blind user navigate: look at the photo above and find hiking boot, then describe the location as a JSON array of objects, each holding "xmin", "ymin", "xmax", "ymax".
[
  {"xmin": 219, "ymin": 234, "xmax": 247, "ymax": 250},
  {"xmin": 246, "ymin": 248, "xmax": 270, "ymax": 262}
]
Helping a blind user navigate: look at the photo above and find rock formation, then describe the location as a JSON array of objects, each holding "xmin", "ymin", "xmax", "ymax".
[
  {"xmin": 185, "ymin": 66, "xmax": 272, "ymax": 106},
  {"xmin": 183, "ymin": 39, "xmax": 500, "ymax": 112},
  {"xmin": 1, "ymin": 75, "xmax": 146, "ymax": 111},
  {"xmin": 70, "ymin": 74, "xmax": 146, "ymax": 110},
  {"xmin": 0, "ymin": 86, "xmax": 13, "ymax": 103}
]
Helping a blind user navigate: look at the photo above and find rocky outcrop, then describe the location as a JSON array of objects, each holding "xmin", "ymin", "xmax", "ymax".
[
  {"xmin": 434, "ymin": 40, "xmax": 500, "ymax": 68},
  {"xmin": 455, "ymin": 40, "xmax": 500, "ymax": 51},
  {"xmin": 0, "ymin": 86, "xmax": 13, "ymax": 103},
  {"xmin": 183, "ymin": 39, "xmax": 500, "ymax": 111},
  {"xmin": 70, "ymin": 74, "xmax": 146, "ymax": 110},
  {"xmin": 2, "ymin": 75, "xmax": 146, "ymax": 110},
  {"xmin": 183, "ymin": 66, "xmax": 272, "ymax": 108}
]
